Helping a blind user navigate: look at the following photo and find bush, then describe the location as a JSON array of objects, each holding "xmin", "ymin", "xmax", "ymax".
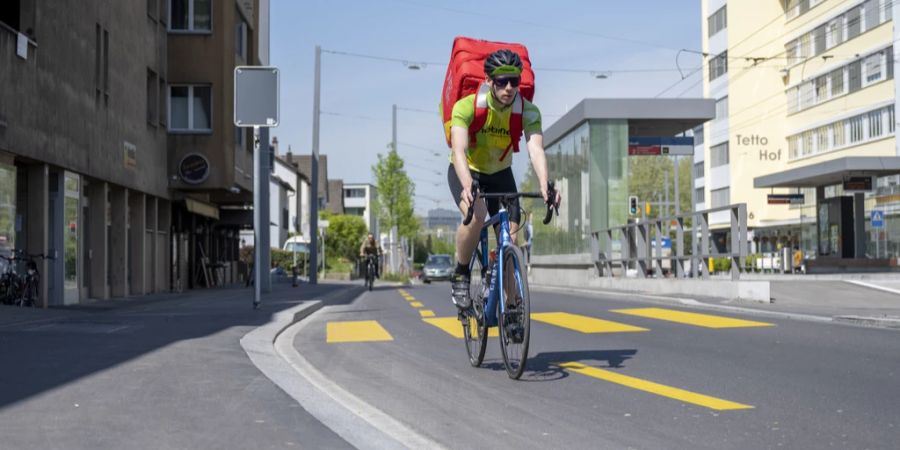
[{"xmin": 325, "ymin": 215, "xmax": 368, "ymax": 262}]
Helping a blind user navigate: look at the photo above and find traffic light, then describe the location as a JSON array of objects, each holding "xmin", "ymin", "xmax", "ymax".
[{"xmin": 629, "ymin": 196, "xmax": 638, "ymax": 215}]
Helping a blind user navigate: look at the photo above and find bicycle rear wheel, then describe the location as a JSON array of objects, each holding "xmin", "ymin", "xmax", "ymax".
[
  {"xmin": 462, "ymin": 250, "xmax": 488, "ymax": 367},
  {"xmin": 498, "ymin": 245, "xmax": 530, "ymax": 379}
]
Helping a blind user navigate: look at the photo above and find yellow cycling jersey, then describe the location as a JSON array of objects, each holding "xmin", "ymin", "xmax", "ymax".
[{"xmin": 449, "ymin": 91, "xmax": 542, "ymax": 175}]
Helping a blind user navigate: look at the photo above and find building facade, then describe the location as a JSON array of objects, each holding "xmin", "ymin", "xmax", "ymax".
[
  {"xmin": 343, "ymin": 183, "xmax": 378, "ymax": 236},
  {"xmin": 0, "ymin": 0, "xmax": 270, "ymax": 304},
  {"xmin": 699, "ymin": 0, "xmax": 900, "ymax": 263}
]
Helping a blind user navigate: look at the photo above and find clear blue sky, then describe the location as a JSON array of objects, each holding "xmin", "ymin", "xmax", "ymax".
[{"xmin": 270, "ymin": 0, "xmax": 703, "ymax": 214}]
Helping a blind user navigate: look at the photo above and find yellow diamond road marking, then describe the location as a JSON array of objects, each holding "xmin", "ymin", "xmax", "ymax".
[
  {"xmin": 419, "ymin": 309, "xmax": 435, "ymax": 318},
  {"xmin": 409, "ymin": 301, "xmax": 424, "ymax": 308},
  {"xmin": 560, "ymin": 362, "xmax": 753, "ymax": 411},
  {"xmin": 326, "ymin": 321, "xmax": 394, "ymax": 343},
  {"xmin": 423, "ymin": 317, "xmax": 498, "ymax": 338},
  {"xmin": 611, "ymin": 308, "xmax": 774, "ymax": 329},
  {"xmin": 531, "ymin": 312, "xmax": 648, "ymax": 333}
]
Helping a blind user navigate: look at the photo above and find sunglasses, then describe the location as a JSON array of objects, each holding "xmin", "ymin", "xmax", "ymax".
[{"xmin": 492, "ymin": 76, "xmax": 521, "ymax": 88}]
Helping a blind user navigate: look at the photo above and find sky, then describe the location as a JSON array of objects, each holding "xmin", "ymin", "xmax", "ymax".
[{"xmin": 269, "ymin": 0, "xmax": 704, "ymax": 215}]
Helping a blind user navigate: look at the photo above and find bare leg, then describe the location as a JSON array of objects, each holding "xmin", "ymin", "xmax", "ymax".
[{"xmin": 455, "ymin": 198, "xmax": 488, "ymax": 266}]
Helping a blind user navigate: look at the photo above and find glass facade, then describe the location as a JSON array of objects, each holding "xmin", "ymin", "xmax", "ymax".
[{"xmin": 533, "ymin": 119, "xmax": 628, "ymax": 256}]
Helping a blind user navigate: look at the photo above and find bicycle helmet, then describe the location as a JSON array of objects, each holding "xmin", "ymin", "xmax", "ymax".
[{"xmin": 484, "ymin": 49, "xmax": 523, "ymax": 77}]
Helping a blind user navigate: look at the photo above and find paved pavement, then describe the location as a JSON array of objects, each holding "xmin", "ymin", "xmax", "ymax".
[
  {"xmin": 0, "ymin": 281, "xmax": 365, "ymax": 450},
  {"xmin": 293, "ymin": 282, "xmax": 900, "ymax": 449}
]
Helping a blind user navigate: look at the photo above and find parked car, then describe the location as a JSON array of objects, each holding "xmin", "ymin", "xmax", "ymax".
[{"xmin": 422, "ymin": 254, "xmax": 453, "ymax": 283}]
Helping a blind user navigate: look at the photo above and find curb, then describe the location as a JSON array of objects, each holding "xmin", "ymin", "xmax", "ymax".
[
  {"xmin": 240, "ymin": 288, "xmax": 441, "ymax": 449},
  {"xmin": 833, "ymin": 315, "xmax": 900, "ymax": 329}
]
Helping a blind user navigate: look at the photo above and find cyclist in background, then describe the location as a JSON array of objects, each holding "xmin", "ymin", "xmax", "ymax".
[{"xmin": 359, "ymin": 233, "xmax": 383, "ymax": 278}]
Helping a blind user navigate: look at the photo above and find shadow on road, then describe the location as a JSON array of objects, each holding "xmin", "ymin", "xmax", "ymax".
[{"xmin": 477, "ymin": 349, "xmax": 639, "ymax": 382}]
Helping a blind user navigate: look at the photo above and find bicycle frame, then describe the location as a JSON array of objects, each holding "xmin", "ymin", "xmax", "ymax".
[{"xmin": 478, "ymin": 206, "xmax": 525, "ymax": 328}]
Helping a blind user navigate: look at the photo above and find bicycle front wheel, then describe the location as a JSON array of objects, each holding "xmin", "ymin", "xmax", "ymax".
[
  {"xmin": 498, "ymin": 245, "xmax": 530, "ymax": 380},
  {"xmin": 463, "ymin": 249, "xmax": 488, "ymax": 367}
]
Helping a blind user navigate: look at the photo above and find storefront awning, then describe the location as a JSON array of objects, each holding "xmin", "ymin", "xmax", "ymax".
[
  {"xmin": 185, "ymin": 197, "xmax": 220, "ymax": 220},
  {"xmin": 754, "ymin": 157, "xmax": 900, "ymax": 188}
]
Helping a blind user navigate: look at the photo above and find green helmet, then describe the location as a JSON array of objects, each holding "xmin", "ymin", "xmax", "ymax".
[{"xmin": 484, "ymin": 49, "xmax": 523, "ymax": 77}]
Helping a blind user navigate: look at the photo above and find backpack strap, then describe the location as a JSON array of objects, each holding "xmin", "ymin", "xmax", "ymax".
[
  {"xmin": 498, "ymin": 94, "xmax": 524, "ymax": 162},
  {"xmin": 468, "ymin": 83, "xmax": 490, "ymax": 148}
]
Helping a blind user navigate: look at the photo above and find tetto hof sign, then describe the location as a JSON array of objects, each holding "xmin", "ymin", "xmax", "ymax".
[{"xmin": 179, "ymin": 153, "xmax": 210, "ymax": 184}]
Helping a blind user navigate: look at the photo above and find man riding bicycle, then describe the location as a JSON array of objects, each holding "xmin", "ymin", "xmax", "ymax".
[
  {"xmin": 359, "ymin": 233, "xmax": 383, "ymax": 278},
  {"xmin": 447, "ymin": 49, "xmax": 560, "ymax": 310}
]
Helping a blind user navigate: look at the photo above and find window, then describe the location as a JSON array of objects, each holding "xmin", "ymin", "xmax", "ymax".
[
  {"xmin": 868, "ymin": 110, "xmax": 883, "ymax": 138},
  {"xmin": 847, "ymin": 7, "xmax": 861, "ymax": 40},
  {"xmin": 710, "ymin": 142, "xmax": 729, "ymax": 167},
  {"xmin": 813, "ymin": 25, "xmax": 826, "ymax": 55},
  {"xmin": 832, "ymin": 120, "xmax": 846, "ymax": 147},
  {"xmin": 788, "ymin": 135, "xmax": 801, "ymax": 159},
  {"xmin": 814, "ymin": 75, "xmax": 828, "ymax": 102},
  {"xmin": 890, "ymin": 106, "xmax": 896, "ymax": 133},
  {"xmin": 159, "ymin": 78, "xmax": 167, "ymax": 126},
  {"xmin": 865, "ymin": 53, "xmax": 883, "ymax": 84},
  {"xmin": 848, "ymin": 61, "xmax": 862, "ymax": 93},
  {"xmin": 715, "ymin": 96, "xmax": 728, "ymax": 121},
  {"xmin": 711, "ymin": 187, "xmax": 730, "ymax": 208},
  {"xmin": 816, "ymin": 126, "xmax": 829, "ymax": 151},
  {"xmin": 864, "ymin": 0, "xmax": 880, "ymax": 30},
  {"xmin": 830, "ymin": 68, "xmax": 845, "ymax": 97},
  {"xmin": 146, "ymin": 69, "xmax": 158, "ymax": 124},
  {"xmin": 344, "ymin": 188, "xmax": 366, "ymax": 198},
  {"xmin": 345, "ymin": 207, "xmax": 365, "ymax": 216},
  {"xmin": 692, "ymin": 125, "xmax": 704, "ymax": 146},
  {"xmin": 169, "ymin": 85, "xmax": 211, "ymax": 132},
  {"xmin": 169, "ymin": 0, "xmax": 211, "ymax": 32},
  {"xmin": 707, "ymin": 6, "xmax": 726, "ymax": 37},
  {"xmin": 693, "ymin": 161, "xmax": 705, "ymax": 179},
  {"xmin": 799, "ymin": 82, "xmax": 814, "ymax": 109},
  {"xmin": 235, "ymin": 12, "xmax": 247, "ymax": 60},
  {"xmin": 695, "ymin": 187, "xmax": 705, "ymax": 204},
  {"xmin": 849, "ymin": 115, "xmax": 864, "ymax": 143},
  {"xmin": 826, "ymin": 18, "xmax": 843, "ymax": 48},
  {"xmin": 802, "ymin": 130, "xmax": 814, "ymax": 155},
  {"xmin": 709, "ymin": 51, "xmax": 727, "ymax": 81}
]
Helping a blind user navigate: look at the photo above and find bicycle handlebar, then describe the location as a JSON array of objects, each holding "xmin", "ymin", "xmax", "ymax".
[{"xmin": 462, "ymin": 181, "xmax": 559, "ymax": 226}]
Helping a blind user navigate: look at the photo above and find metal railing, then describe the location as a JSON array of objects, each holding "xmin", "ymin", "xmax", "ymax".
[{"xmin": 591, "ymin": 204, "xmax": 748, "ymax": 280}]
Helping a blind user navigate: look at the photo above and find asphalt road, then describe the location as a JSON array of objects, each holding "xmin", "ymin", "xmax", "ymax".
[{"xmin": 294, "ymin": 282, "xmax": 900, "ymax": 449}]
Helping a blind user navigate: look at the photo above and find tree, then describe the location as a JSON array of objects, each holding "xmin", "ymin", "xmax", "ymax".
[
  {"xmin": 325, "ymin": 214, "xmax": 368, "ymax": 262},
  {"xmin": 372, "ymin": 148, "xmax": 419, "ymax": 239}
]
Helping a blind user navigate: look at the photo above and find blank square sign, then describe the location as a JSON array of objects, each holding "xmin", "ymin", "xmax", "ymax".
[{"xmin": 234, "ymin": 66, "xmax": 279, "ymax": 127}]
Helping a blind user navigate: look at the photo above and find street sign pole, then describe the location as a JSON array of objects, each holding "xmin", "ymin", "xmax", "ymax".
[{"xmin": 234, "ymin": 66, "xmax": 279, "ymax": 308}]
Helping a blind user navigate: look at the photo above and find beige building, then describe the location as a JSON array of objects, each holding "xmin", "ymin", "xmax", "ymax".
[{"xmin": 699, "ymin": 0, "xmax": 900, "ymax": 268}]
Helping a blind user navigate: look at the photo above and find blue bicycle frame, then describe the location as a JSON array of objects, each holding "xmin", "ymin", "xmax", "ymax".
[{"xmin": 476, "ymin": 206, "xmax": 526, "ymax": 328}]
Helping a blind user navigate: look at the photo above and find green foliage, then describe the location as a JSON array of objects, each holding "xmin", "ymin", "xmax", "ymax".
[
  {"xmin": 324, "ymin": 214, "xmax": 368, "ymax": 262},
  {"xmin": 380, "ymin": 272, "xmax": 410, "ymax": 283},
  {"xmin": 372, "ymin": 149, "xmax": 419, "ymax": 240}
]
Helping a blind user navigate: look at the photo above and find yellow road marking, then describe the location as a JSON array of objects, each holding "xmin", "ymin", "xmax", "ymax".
[
  {"xmin": 419, "ymin": 309, "xmax": 435, "ymax": 318},
  {"xmin": 326, "ymin": 321, "xmax": 393, "ymax": 343},
  {"xmin": 422, "ymin": 317, "xmax": 498, "ymax": 338},
  {"xmin": 611, "ymin": 308, "xmax": 774, "ymax": 329},
  {"xmin": 410, "ymin": 301, "xmax": 424, "ymax": 308},
  {"xmin": 560, "ymin": 362, "xmax": 753, "ymax": 411},
  {"xmin": 531, "ymin": 312, "xmax": 648, "ymax": 333}
]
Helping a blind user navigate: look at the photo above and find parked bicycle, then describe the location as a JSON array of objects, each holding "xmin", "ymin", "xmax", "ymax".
[
  {"xmin": 0, "ymin": 251, "xmax": 52, "ymax": 307},
  {"xmin": 459, "ymin": 181, "xmax": 557, "ymax": 379}
]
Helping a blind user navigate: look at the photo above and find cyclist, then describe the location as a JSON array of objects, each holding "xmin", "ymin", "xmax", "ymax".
[
  {"xmin": 358, "ymin": 233, "xmax": 383, "ymax": 278},
  {"xmin": 447, "ymin": 48, "xmax": 560, "ymax": 310}
]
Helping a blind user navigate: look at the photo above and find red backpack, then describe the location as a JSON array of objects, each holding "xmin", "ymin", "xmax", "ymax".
[{"xmin": 440, "ymin": 37, "xmax": 535, "ymax": 162}]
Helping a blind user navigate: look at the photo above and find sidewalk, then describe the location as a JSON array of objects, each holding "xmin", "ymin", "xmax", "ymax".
[{"xmin": 0, "ymin": 280, "xmax": 366, "ymax": 450}]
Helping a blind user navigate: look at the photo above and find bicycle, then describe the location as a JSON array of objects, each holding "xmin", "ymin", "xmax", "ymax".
[
  {"xmin": 459, "ymin": 181, "xmax": 557, "ymax": 379},
  {"xmin": 363, "ymin": 254, "xmax": 377, "ymax": 291},
  {"xmin": 0, "ymin": 252, "xmax": 23, "ymax": 306}
]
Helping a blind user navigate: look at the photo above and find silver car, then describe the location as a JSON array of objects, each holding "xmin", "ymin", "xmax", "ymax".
[{"xmin": 422, "ymin": 254, "xmax": 453, "ymax": 283}]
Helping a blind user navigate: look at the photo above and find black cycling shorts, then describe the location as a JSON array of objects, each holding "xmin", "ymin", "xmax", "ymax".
[{"xmin": 447, "ymin": 164, "xmax": 521, "ymax": 225}]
